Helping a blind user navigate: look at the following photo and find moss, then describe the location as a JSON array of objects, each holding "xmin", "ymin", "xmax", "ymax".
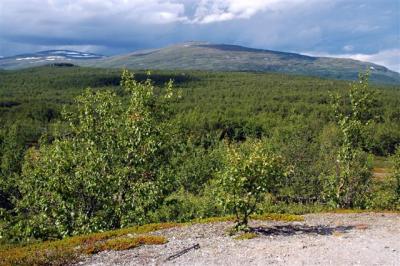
[
  {"xmin": 0, "ymin": 223, "xmax": 176, "ymax": 266},
  {"xmin": 251, "ymin": 213, "xmax": 304, "ymax": 222},
  {"xmin": 234, "ymin": 232, "xmax": 258, "ymax": 240},
  {"xmin": 0, "ymin": 241, "xmax": 79, "ymax": 266},
  {"xmin": 0, "ymin": 214, "xmax": 304, "ymax": 265},
  {"xmin": 189, "ymin": 213, "xmax": 304, "ymax": 225},
  {"xmin": 330, "ymin": 209, "xmax": 400, "ymax": 214},
  {"xmin": 84, "ymin": 235, "xmax": 167, "ymax": 254},
  {"xmin": 190, "ymin": 216, "xmax": 236, "ymax": 224}
]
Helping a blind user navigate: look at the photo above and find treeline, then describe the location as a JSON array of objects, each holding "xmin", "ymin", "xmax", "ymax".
[
  {"xmin": 1, "ymin": 67, "xmax": 399, "ymax": 156},
  {"xmin": 0, "ymin": 67, "xmax": 399, "ymax": 243}
]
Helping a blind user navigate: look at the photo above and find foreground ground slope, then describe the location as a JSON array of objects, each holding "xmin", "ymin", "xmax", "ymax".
[{"xmin": 80, "ymin": 213, "xmax": 400, "ymax": 266}]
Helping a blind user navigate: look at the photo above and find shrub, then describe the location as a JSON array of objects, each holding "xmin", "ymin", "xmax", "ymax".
[
  {"xmin": 5, "ymin": 70, "xmax": 180, "ymax": 241},
  {"xmin": 173, "ymin": 141, "xmax": 224, "ymax": 193},
  {"xmin": 216, "ymin": 140, "xmax": 287, "ymax": 230},
  {"xmin": 328, "ymin": 73, "xmax": 375, "ymax": 208},
  {"xmin": 267, "ymin": 123, "xmax": 323, "ymax": 204},
  {"xmin": 147, "ymin": 187, "xmax": 225, "ymax": 223},
  {"xmin": 392, "ymin": 146, "xmax": 400, "ymax": 202}
]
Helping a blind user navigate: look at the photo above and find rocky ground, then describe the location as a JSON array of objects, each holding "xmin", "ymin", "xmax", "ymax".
[{"xmin": 77, "ymin": 213, "xmax": 400, "ymax": 266}]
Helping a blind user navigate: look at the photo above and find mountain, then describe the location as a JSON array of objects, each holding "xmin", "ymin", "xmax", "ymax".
[
  {"xmin": 91, "ymin": 42, "xmax": 399, "ymax": 84},
  {"xmin": 1, "ymin": 43, "xmax": 399, "ymax": 84},
  {"xmin": 0, "ymin": 50, "xmax": 104, "ymax": 69}
]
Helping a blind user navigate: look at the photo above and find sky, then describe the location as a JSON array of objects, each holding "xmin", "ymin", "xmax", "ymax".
[{"xmin": 0, "ymin": 0, "xmax": 399, "ymax": 71}]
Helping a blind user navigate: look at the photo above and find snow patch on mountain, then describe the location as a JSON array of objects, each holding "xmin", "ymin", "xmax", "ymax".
[{"xmin": 16, "ymin": 57, "xmax": 42, "ymax": 61}]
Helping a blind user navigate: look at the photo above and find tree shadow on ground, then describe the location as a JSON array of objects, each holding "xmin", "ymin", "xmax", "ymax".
[{"xmin": 251, "ymin": 224, "xmax": 354, "ymax": 236}]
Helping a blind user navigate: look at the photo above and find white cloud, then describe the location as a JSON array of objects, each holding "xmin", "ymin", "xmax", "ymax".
[
  {"xmin": 0, "ymin": 0, "xmax": 334, "ymax": 26},
  {"xmin": 0, "ymin": 0, "xmax": 187, "ymax": 26},
  {"xmin": 346, "ymin": 49, "xmax": 400, "ymax": 73},
  {"xmin": 190, "ymin": 0, "xmax": 312, "ymax": 24},
  {"xmin": 343, "ymin": 45, "xmax": 354, "ymax": 52},
  {"xmin": 303, "ymin": 49, "xmax": 400, "ymax": 73},
  {"xmin": 0, "ymin": 0, "xmax": 325, "ymax": 53}
]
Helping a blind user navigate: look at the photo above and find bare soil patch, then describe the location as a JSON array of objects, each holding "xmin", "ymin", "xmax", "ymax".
[{"xmin": 77, "ymin": 213, "xmax": 400, "ymax": 266}]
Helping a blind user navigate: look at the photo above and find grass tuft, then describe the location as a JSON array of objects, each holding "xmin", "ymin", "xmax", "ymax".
[
  {"xmin": 190, "ymin": 216, "xmax": 236, "ymax": 224},
  {"xmin": 234, "ymin": 232, "xmax": 258, "ymax": 240},
  {"xmin": 190, "ymin": 213, "xmax": 304, "ymax": 224},
  {"xmin": 251, "ymin": 213, "xmax": 304, "ymax": 222}
]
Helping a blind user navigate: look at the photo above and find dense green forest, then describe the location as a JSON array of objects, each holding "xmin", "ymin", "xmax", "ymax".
[{"xmin": 0, "ymin": 65, "xmax": 399, "ymax": 243}]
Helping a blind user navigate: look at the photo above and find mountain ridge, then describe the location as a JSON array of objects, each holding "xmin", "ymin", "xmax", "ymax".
[{"xmin": 1, "ymin": 43, "xmax": 399, "ymax": 84}]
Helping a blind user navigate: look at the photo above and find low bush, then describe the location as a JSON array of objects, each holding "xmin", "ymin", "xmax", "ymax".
[{"xmin": 216, "ymin": 140, "xmax": 288, "ymax": 230}]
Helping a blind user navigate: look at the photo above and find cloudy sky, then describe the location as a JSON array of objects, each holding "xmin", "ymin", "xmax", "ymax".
[{"xmin": 1, "ymin": 0, "xmax": 399, "ymax": 71}]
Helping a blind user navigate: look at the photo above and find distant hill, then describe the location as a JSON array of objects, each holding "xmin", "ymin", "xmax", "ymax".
[
  {"xmin": 1, "ymin": 43, "xmax": 399, "ymax": 84},
  {"xmin": 0, "ymin": 50, "xmax": 104, "ymax": 70}
]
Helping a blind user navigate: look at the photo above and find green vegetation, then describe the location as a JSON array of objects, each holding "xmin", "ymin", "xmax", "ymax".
[
  {"xmin": 84, "ymin": 235, "xmax": 168, "ymax": 254},
  {"xmin": 216, "ymin": 140, "xmax": 287, "ymax": 230},
  {"xmin": 0, "ymin": 66, "xmax": 399, "ymax": 249},
  {"xmin": 0, "ymin": 222, "xmax": 176, "ymax": 266},
  {"xmin": 234, "ymin": 232, "xmax": 258, "ymax": 240},
  {"xmin": 2, "ymin": 44, "xmax": 400, "ymax": 84},
  {"xmin": 4, "ymin": 70, "xmax": 181, "ymax": 241},
  {"xmin": 392, "ymin": 147, "xmax": 400, "ymax": 201},
  {"xmin": 327, "ymin": 73, "xmax": 375, "ymax": 208}
]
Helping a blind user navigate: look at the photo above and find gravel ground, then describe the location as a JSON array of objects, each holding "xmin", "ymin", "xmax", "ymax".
[{"xmin": 77, "ymin": 213, "xmax": 400, "ymax": 266}]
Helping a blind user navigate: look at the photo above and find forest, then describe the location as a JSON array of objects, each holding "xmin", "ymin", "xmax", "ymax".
[{"xmin": 0, "ymin": 65, "xmax": 399, "ymax": 244}]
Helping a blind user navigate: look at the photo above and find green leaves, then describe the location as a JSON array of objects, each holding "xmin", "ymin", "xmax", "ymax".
[
  {"xmin": 9, "ymin": 70, "xmax": 180, "ymax": 240},
  {"xmin": 391, "ymin": 147, "xmax": 400, "ymax": 202},
  {"xmin": 329, "ymin": 73, "xmax": 375, "ymax": 208},
  {"xmin": 216, "ymin": 140, "xmax": 286, "ymax": 230}
]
